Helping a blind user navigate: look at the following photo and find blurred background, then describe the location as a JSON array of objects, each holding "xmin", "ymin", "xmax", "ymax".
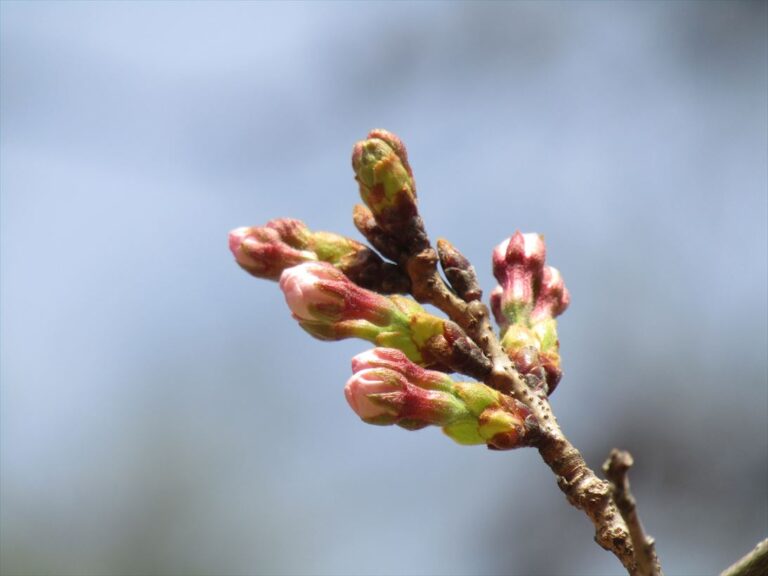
[{"xmin": 1, "ymin": 2, "xmax": 766, "ymax": 575}]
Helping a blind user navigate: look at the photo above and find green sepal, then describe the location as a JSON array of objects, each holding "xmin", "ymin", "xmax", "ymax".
[
  {"xmin": 442, "ymin": 419, "xmax": 485, "ymax": 445},
  {"xmin": 452, "ymin": 382, "xmax": 502, "ymax": 416}
]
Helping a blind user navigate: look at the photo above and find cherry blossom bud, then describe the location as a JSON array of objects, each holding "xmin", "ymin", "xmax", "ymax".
[
  {"xmin": 344, "ymin": 368, "xmax": 468, "ymax": 427},
  {"xmin": 490, "ymin": 285, "xmax": 506, "ymax": 330},
  {"xmin": 352, "ymin": 130, "xmax": 428, "ymax": 253},
  {"xmin": 490, "ymin": 231, "xmax": 570, "ymax": 394},
  {"xmin": 352, "ymin": 203, "xmax": 404, "ymax": 263},
  {"xmin": 530, "ymin": 266, "xmax": 571, "ymax": 323},
  {"xmin": 437, "ymin": 238, "xmax": 482, "ymax": 302},
  {"xmin": 229, "ymin": 219, "xmax": 314, "ymax": 279},
  {"xmin": 352, "ymin": 130, "xmax": 416, "ymax": 211},
  {"xmin": 492, "ymin": 231, "xmax": 546, "ymax": 323},
  {"xmin": 351, "ymin": 348, "xmax": 454, "ymax": 391},
  {"xmin": 346, "ymin": 348, "xmax": 536, "ymax": 449},
  {"xmin": 280, "ymin": 261, "xmax": 395, "ymax": 327},
  {"xmin": 229, "ymin": 218, "xmax": 409, "ymax": 293},
  {"xmin": 278, "ymin": 263, "xmax": 487, "ymax": 376}
]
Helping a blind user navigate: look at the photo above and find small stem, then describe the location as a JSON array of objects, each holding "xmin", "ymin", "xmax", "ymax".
[
  {"xmin": 721, "ymin": 539, "xmax": 768, "ymax": 576},
  {"xmin": 403, "ymin": 244, "xmax": 640, "ymax": 573},
  {"xmin": 603, "ymin": 449, "xmax": 663, "ymax": 576}
]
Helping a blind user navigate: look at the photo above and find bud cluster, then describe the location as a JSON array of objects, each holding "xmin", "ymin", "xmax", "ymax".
[
  {"xmin": 491, "ymin": 231, "xmax": 570, "ymax": 393},
  {"xmin": 345, "ymin": 348, "xmax": 535, "ymax": 450},
  {"xmin": 228, "ymin": 129, "xmax": 572, "ymax": 450}
]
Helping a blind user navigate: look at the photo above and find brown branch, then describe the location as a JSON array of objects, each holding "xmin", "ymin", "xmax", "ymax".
[
  {"xmin": 402, "ymin": 245, "xmax": 640, "ymax": 574},
  {"xmin": 603, "ymin": 449, "xmax": 663, "ymax": 576},
  {"xmin": 721, "ymin": 539, "xmax": 768, "ymax": 576}
]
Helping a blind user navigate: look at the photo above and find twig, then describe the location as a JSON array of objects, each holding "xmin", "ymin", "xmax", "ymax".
[
  {"xmin": 404, "ymin": 248, "xmax": 640, "ymax": 573},
  {"xmin": 721, "ymin": 539, "xmax": 768, "ymax": 576},
  {"xmin": 603, "ymin": 449, "xmax": 663, "ymax": 576}
]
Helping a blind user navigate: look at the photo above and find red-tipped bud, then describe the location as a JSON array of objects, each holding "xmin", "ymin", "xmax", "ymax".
[
  {"xmin": 279, "ymin": 262, "xmax": 393, "ymax": 326},
  {"xmin": 344, "ymin": 368, "xmax": 467, "ymax": 427},
  {"xmin": 492, "ymin": 231, "xmax": 545, "ymax": 285},
  {"xmin": 229, "ymin": 220, "xmax": 315, "ymax": 279},
  {"xmin": 490, "ymin": 285, "xmax": 506, "ymax": 330},
  {"xmin": 351, "ymin": 348, "xmax": 454, "ymax": 391},
  {"xmin": 490, "ymin": 232, "xmax": 569, "ymax": 395},
  {"xmin": 531, "ymin": 266, "xmax": 571, "ymax": 322},
  {"xmin": 344, "ymin": 368, "xmax": 407, "ymax": 425},
  {"xmin": 345, "ymin": 348, "xmax": 537, "ymax": 449},
  {"xmin": 230, "ymin": 218, "xmax": 409, "ymax": 293},
  {"xmin": 278, "ymin": 263, "xmax": 480, "ymax": 371}
]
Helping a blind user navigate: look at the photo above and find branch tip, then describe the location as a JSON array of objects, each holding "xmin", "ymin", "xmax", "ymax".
[{"xmin": 603, "ymin": 449, "xmax": 663, "ymax": 576}]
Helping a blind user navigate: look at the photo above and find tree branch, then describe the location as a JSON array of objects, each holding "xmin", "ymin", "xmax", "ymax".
[
  {"xmin": 721, "ymin": 539, "xmax": 768, "ymax": 576},
  {"xmin": 603, "ymin": 449, "xmax": 663, "ymax": 576},
  {"xmin": 403, "ymin": 246, "xmax": 640, "ymax": 573}
]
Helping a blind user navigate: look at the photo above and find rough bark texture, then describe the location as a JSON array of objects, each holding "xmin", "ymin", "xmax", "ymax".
[{"xmin": 603, "ymin": 449, "xmax": 663, "ymax": 576}]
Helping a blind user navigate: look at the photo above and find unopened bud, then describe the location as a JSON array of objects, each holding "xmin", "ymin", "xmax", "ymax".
[
  {"xmin": 346, "ymin": 348, "xmax": 536, "ymax": 449},
  {"xmin": 490, "ymin": 231, "xmax": 570, "ymax": 394},
  {"xmin": 530, "ymin": 266, "xmax": 570, "ymax": 322},
  {"xmin": 352, "ymin": 204, "xmax": 404, "ymax": 263},
  {"xmin": 279, "ymin": 262, "xmax": 485, "ymax": 374},
  {"xmin": 436, "ymin": 238, "xmax": 482, "ymax": 302},
  {"xmin": 229, "ymin": 219, "xmax": 314, "ymax": 279},
  {"xmin": 351, "ymin": 348, "xmax": 454, "ymax": 391},
  {"xmin": 344, "ymin": 368, "xmax": 468, "ymax": 427},
  {"xmin": 352, "ymin": 130, "xmax": 428, "ymax": 253},
  {"xmin": 491, "ymin": 232, "xmax": 547, "ymax": 323},
  {"xmin": 229, "ymin": 218, "xmax": 409, "ymax": 293},
  {"xmin": 280, "ymin": 261, "xmax": 395, "ymax": 327}
]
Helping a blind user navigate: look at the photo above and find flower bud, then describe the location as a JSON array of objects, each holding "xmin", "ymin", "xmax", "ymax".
[
  {"xmin": 436, "ymin": 238, "xmax": 482, "ymax": 302},
  {"xmin": 352, "ymin": 203, "xmax": 405, "ymax": 263},
  {"xmin": 230, "ymin": 218, "xmax": 409, "ymax": 293},
  {"xmin": 280, "ymin": 261, "xmax": 394, "ymax": 326},
  {"xmin": 346, "ymin": 348, "xmax": 536, "ymax": 449},
  {"xmin": 352, "ymin": 130, "xmax": 428, "ymax": 254},
  {"xmin": 491, "ymin": 231, "xmax": 570, "ymax": 394},
  {"xmin": 344, "ymin": 368, "xmax": 468, "ymax": 427},
  {"xmin": 279, "ymin": 263, "xmax": 484, "ymax": 373},
  {"xmin": 530, "ymin": 265, "xmax": 570, "ymax": 323},
  {"xmin": 229, "ymin": 219, "xmax": 314, "ymax": 279},
  {"xmin": 491, "ymin": 232, "xmax": 546, "ymax": 323},
  {"xmin": 352, "ymin": 130, "xmax": 416, "ymax": 211},
  {"xmin": 490, "ymin": 285, "xmax": 506, "ymax": 330},
  {"xmin": 351, "ymin": 348, "xmax": 454, "ymax": 391}
]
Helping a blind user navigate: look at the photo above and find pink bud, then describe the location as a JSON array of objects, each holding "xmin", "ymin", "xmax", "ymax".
[
  {"xmin": 229, "ymin": 219, "xmax": 315, "ymax": 280},
  {"xmin": 491, "ymin": 238, "xmax": 511, "ymax": 283},
  {"xmin": 491, "ymin": 233, "xmax": 569, "ymax": 395},
  {"xmin": 279, "ymin": 261, "xmax": 398, "ymax": 329},
  {"xmin": 344, "ymin": 368, "xmax": 406, "ymax": 424},
  {"xmin": 492, "ymin": 231, "xmax": 545, "ymax": 285},
  {"xmin": 530, "ymin": 266, "xmax": 571, "ymax": 322},
  {"xmin": 279, "ymin": 261, "xmax": 345, "ymax": 321},
  {"xmin": 351, "ymin": 348, "xmax": 453, "ymax": 391},
  {"xmin": 490, "ymin": 286, "xmax": 506, "ymax": 329},
  {"xmin": 265, "ymin": 218, "xmax": 311, "ymax": 246},
  {"xmin": 491, "ymin": 232, "xmax": 568, "ymax": 325},
  {"xmin": 344, "ymin": 366, "xmax": 468, "ymax": 427}
]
